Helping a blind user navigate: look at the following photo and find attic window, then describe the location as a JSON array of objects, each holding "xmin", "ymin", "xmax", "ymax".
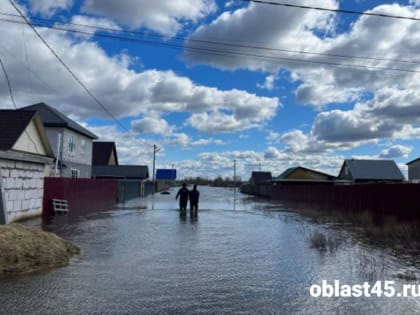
[{"xmin": 344, "ymin": 166, "xmax": 349, "ymax": 176}]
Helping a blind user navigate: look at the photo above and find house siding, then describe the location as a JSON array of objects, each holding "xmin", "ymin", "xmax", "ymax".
[
  {"xmin": 408, "ymin": 160, "xmax": 420, "ymax": 180},
  {"xmin": 45, "ymin": 127, "xmax": 93, "ymax": 178}
]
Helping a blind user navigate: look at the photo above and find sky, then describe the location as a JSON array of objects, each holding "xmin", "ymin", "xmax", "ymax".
[{"xmin": 1, "ymin": 0, "xmax": 420, "ymax": 180}]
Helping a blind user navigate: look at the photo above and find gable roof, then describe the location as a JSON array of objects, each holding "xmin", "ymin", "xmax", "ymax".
[
  {"xmin": 250, "ymin": 171, "xmax": 272, "ymax": 184},
  {"xmin": 406, "ymin": 157, "xmax": 420, "ymax": 165},
  {"xmin": 92, "ymin": 141, "xmax": 118, "ymax": 165},
  {"xmin": 19, "ymin": 103, "xmax": 97, "ymax": 139},
  {"xmin": 277, "ymin": 166, "xmax": 335, "ymax": 180},
  {"xmin": 0, "ymin": 110, "xmax": 54, "ymax": 157},
  {"xmin": 0, "ymin": 110, "xmax": 34, "ymax": 151},
  {"xmin": 92, "ymin": 165, "xmax": 149, "ymax": 179},
  {"xmin": 339, "ymin": 159, "xmax": 404, "ymax": 181}
]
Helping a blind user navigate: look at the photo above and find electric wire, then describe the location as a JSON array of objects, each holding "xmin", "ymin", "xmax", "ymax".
[
  {"xmin": 7, "ymin": 0, "xmax": 128, "ymax": 131},
  {"xmin": 242, "ymin": 0, "xmax": 420, "ymax": 22},
  {"xmin": 0, "ymin": 16, "xmax": 419, "ymax": 75},
  {"xmin": 0, "ymin": 11, "xmax": 419, "ymax": 66}
]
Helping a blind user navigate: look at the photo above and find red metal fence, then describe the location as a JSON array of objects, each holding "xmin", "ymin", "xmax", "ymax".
[
  {"xmin": 271, "ymin": 183, "xmax": 420, "ymax": 219},
  {"xmin": 43, "ymin": 177, "xmax": 118, "ymax": 218}
]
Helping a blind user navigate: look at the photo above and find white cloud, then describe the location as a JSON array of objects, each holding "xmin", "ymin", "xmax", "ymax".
[
  {"xmin": 379, "ymin": 145, "xmax": 412, "ymax": 159},
  {"xmin": 131, "ymin": 117, "xmax": 175, "ymax": 135},
  {"xmin": 0, "ymin": 6, "xmax": 279, "ymax": 134},
  {"xmin": 191, "ymin": 138, "xmax": 225, "ymax": 146},
  {"xmin": 169, "ymin": 133, "xmax": 190, "ymax": 147},
  {"xmin": 82, "ymin": 0, "xmax": 216, "ymax": 36},
  {"xmin": 89, "ymin": 125, "xmax": 157, "ymax": 167},
  {"xmin": 28, "ymin": 0, "xmax": 73, "ymax": 16},
  {"xmin": 257, "ymin": 74, "xmax": 277, "ymax": 90}
]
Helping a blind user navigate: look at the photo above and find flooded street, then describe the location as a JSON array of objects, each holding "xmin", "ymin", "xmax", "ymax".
[{"xmin": 1, "ymin": 186, "xmax": 420, "ymax": 314}]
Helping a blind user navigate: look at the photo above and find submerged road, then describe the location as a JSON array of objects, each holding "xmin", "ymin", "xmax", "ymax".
[{"xmin": 0, "ymin": 186, "xmax": 419, "ymax": 314}]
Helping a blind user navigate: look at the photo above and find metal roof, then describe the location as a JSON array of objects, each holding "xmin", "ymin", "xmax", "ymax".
[
  {"xmin": 277, "ymin": 166, "xmax": 335, "ymax": 180},
  {"xmin": 92, "ymin": 142, "xmax": 119, "ymax": 166},
  {"xmin": 19, "ymin": 103, "xmax": 97, "ymax": 139},
  {"xmin": 0, "ymin": 110, "xmax": 35, "ymax": 151},
  {"xmin": 92, "ymin": 165, "xmax": 149, "ymax": 179},
  {"xmin": 406, "ymin": 157, "xmax": 420, "ymax": 165},
  {"xmin": 340, "ymin": 159, "xmax": 404, "ymax": 181},
  {"xmin": 250, "ymin": 171, "xmax": 272, "ymax": 184},
  {"xmin": 0, "ymin": 110, "xmax": 54, "ymax": 157}
]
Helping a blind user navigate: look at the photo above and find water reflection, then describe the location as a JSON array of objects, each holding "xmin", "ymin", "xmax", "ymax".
[{"xmin": 1, "ymin": 186, "xmax": 419, "ymax": 314}]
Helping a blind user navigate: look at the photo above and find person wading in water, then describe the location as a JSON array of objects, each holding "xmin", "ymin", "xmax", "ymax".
[
  {"xmin": 189, "ymin": 184, "xmax": 200, "ymax": 217},
  {"xmin": 175, "ymin": 183, "xmax": 189, "ymax": 215}
]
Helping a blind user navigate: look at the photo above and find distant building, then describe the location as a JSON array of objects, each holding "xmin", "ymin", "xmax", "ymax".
[
  {"xmin": 92, "ymin": 141, "xmax": 118, "ymax": 166},
  {"xmin": 0, "ymin": 110, "xmax": 54, "ymax": 223},
  {"xmin": 406, "ymin": 157, "xmax": 420, "ymax": 181},
  {"xmin": 337, "ymin": 159, "xmax": 404, "ymax": 183},
  {"xmin": 277, "ymin": 166, "xmax": 335, "ymax": 181},
  {"xmin": 19, "ymin": 103, "xmax": 97, "ymax": 178},
  {"xmin": 92, "ymin": 165, "xmax": 150, "ymax": 199},
  {"xmin": 241, "ymin": 171, "xmax": 272, "ymax": 197},
  {"xmin": 249, "ymin": 171, "xmax": 272, "ymax": 185}
]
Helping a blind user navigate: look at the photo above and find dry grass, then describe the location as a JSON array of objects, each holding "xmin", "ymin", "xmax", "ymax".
[
  {"xmin": 309, "ymin": 230, "xmax": 340, "ymax": 253},
  {"xmin": 0, "ymin": 223, "xmax": 80, "ymax": 277}
]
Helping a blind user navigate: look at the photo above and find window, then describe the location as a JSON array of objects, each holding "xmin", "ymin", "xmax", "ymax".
[
  {"xmin": 344, "ymin": 166, "xmax": 349, "ymax": 176},
  {"xmin": 71, "ymin": 169, "xmax": 80, "ymax": 178},
  {"xmin": 81, "ymin": 139, "xmax": 86, "ymax": 153},
  {"xmin": 68, "ymin": 134, "xmax": 76, "ymax": 153}
]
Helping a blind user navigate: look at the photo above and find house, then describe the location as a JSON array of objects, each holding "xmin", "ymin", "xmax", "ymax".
[
  {"xmin": 406, "ymin": 157, "xmax": 420, "ymax": 181},
  {"xmin": 92, "ymin": 141, "xmax": 118, "ymax": 166},
  {"xmin": 250, "ymin": 171, "xmax": 272, "ymax": 185},
  {"xmin": 0, "ymin": 110, "xmax": 54, "ymax": 223},
  {"xmin": 276, "ymin": 166, "xmax": 335, "ymax": 181},
  {"xmin": 156, "ymin": 169, "xmax": 177, "ymax": 191},
  {"xmin": 19, "ymin": 103, "xmax": 97, "ymax": 178},
  {"xmin": 241, "ymin": 171, "xmax": 272, "ymax": 197},
  {"xmin": 92, "ymin": 165, "xmax": 150, "ymax": 200},
  {"xmin": 337, "ymin": 159, "xmax": 405, "ymax": 183}
]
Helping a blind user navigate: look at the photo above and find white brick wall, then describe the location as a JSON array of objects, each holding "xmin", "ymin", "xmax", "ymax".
[{"xmin": 0, "ymin": 158, "xmax": 45, "ymax": 222}]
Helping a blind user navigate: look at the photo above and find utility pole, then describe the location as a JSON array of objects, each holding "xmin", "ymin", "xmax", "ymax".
[
  {"xmin": 233, "ymin": 159, "xmax": 237, "ymax": 193},
  {"xmin": 152, "ymin": 144, "xmax": 158, "ymax": 195}
]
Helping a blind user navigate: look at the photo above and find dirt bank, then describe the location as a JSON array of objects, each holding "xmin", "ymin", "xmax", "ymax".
[{"xmin": 0, "ymin": 223, "xmax": 80, "ymax": 277}]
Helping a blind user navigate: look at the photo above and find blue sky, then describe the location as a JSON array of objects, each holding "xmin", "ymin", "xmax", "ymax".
[{"xmin": 1, "ymin": 0, "xmax": 420, "ymax": 179}]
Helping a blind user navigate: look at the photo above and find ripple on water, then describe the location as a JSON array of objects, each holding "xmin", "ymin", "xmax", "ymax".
[{"xmin": 2, "ymin": 187, "xmax": 420, "ymax": 314}]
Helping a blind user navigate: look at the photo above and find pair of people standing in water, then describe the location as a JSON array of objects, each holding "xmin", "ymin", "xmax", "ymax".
[{"xmin": 175, "ymin": 183, "xmax": 199, "ymax": 217}]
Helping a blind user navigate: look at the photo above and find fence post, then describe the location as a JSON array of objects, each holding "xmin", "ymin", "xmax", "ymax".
[{"xmin": 0, "ymin": 172, "xmax": 7, "ymax": 224}]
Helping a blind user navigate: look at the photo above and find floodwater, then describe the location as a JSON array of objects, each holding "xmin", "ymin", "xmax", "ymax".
[{"xmin": 1, "ymin": 186, "xmax": 420, "ymax": 314}]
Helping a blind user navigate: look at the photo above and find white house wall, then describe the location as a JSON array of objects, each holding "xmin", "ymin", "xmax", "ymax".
[
  {"xmin": 0, "ymin": 158, "xmax": 48, "ymax": 223},
  {"xmin": 13, "ymin": 120, "xmax": 47, "ymax": 156},
  {"xmin": 45, "ymin": 127, "xmax": 93, "ymax": 178},
  {"xmin": 408, "ymin": 160, "xmax": 420, "ymax": 180}
]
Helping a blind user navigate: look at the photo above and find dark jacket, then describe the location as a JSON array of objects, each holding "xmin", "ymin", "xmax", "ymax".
[
  {"xmin": 176, "ymin": 187, "xmax": 189, "ymax": 205},
  {"xmin": 189, "ymin": 189, "xmax": 199, "ymax": 204}
]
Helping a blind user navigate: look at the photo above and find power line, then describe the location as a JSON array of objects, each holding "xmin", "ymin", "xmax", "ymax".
[
  {"xmin": 0, "ymin": 56, "xmax": 41, "ymax": 153},
  {"xmin": 7, "ymin": 0, "xmax": 128, "ymax": 131},
  {"xmin": 0, "ymin": 57, "xmax": 17, "ymax": 109},
  {"xmin": 1, "ymin": 16, "xmax": 420, "ymax": 75},
  {"xmin": 1, "ymin": 11, "xmax": 419, "ymax": 66},
  {"xmin": 242, "ymin": 0, "xmax": 420, "ymax": 22}
]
